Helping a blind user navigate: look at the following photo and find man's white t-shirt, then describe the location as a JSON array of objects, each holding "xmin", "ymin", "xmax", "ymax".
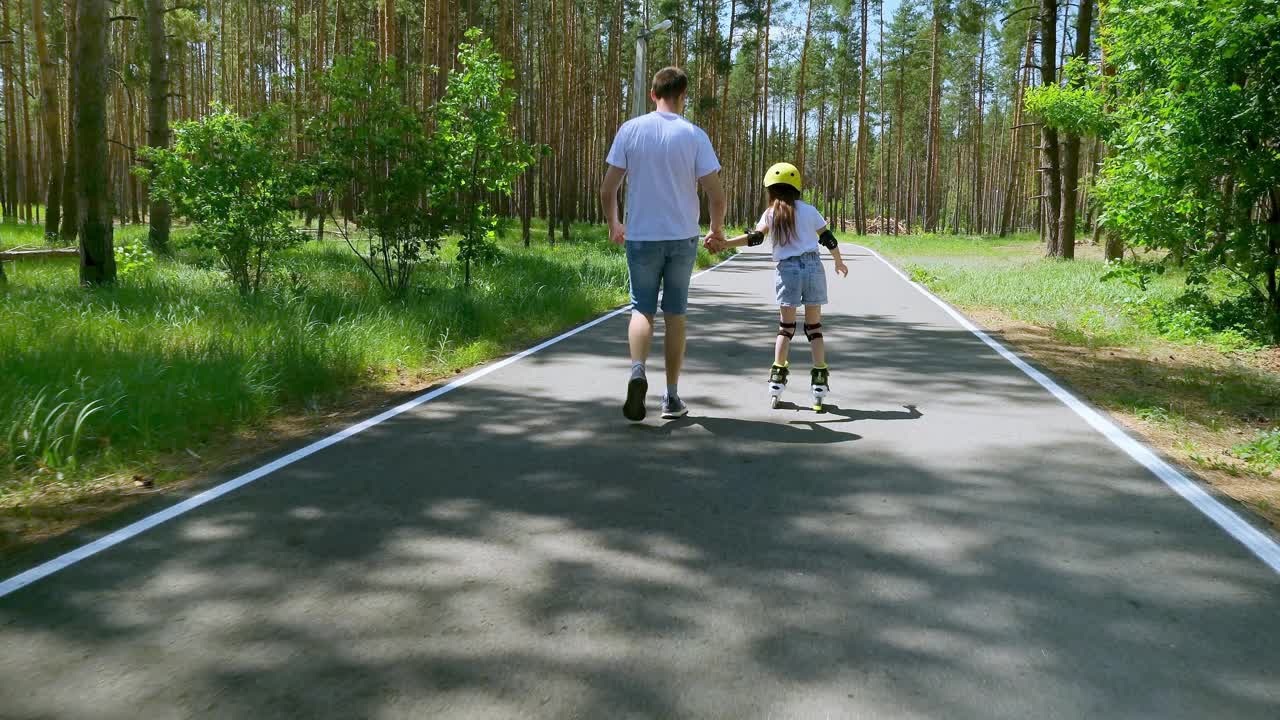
[
  {"xmin": 758, "ymin": 200, "xmax": 828, "ymax": 261},
  {"xmin": 605, "ymin": 111, "xmax": 721, "ymax": 242}
]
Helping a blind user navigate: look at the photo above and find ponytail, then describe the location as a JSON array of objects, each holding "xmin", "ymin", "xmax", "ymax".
[{"xmin": 767, "ymin": 184, "xmax": 800, "ymax": 246}]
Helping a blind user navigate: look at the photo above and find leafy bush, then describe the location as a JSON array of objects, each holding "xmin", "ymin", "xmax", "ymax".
[
  {"xmin": 1232, "ymin": 430, "xmax": 1280, "ymax": 475},
  {"xmin": 1095, "ymin": 0, "xmax": 1280, "ymax": 337},
  {"xmin": 1023, "ymin": 58, "xmax": 1109, "ymax": 137},
  {"xmin": 310, "ymin": 44, "xmax": 448, "ymax": 298},
  {"xmin": 114, "ymin": 243, "xmax": 157, "ymax": 279},
  {"xmin": 1105, "ymin": 259, "xmax": 1268, "ymax": 350},
  {"xmin": 906, "ymin": 264, "xmax": 942, "ymax": 288},
  {"xmin": 437, "ymin": 29, "xmax": 539, "ymax": 287},
  {"xmin": 139, "ymin": 106, "xmax": 308, "ymax": 295}
]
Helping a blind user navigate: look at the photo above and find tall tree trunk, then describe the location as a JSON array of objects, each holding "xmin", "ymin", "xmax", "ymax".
[
  {"xmin": 16, "ymin": 0, "xmax": 34, "ymax": 224},
  {"xmin": 877, "ymin": 0, "xmax": 886, "ymax": 227},
  {"xmin": 144, "ymin": 0, "xmax": 170, "ymax": 252},
  {"xmin": 0, "ymin": 0, "xmax": 14, "ymax": 223},
  {"xmin": 893, "ymin": 44, "xmax": 905, "ymax": 234},
  {"xmin": 1039, "ymin": 0, "xmax": 1062, "ymax": 256},
  {"xmin": 853, "ymin": 0, "xmax": 869, "ymax": 234},
  {"xmin": 32, "ymin": 0, "xmax": 63, "ymax": 239},
  {"xmin": 973, "ymin": 16, "xmax": 986, "ymax": 235},
  {"xmin": 76, "ymin": 0, "xmax": 113, "ymax": 284},
  {"xmin": 1000, "ymin": 20, "xmax": 1035, "ymax": 237},
  {"xmin": 794, "ymin": 0, "xmax": 814, "ymax": 174},
  {"xmin": 1057, "ymin": 0, "xmax": 1093, "ymax": 260},
  {"xmin": 59, "ymin": 0, "xmax": 78, "ymax": 241},
  {"xmin": 923, "ymin": 1, "xmax": 943, "ymax": 232},
  {"xmin": 381, "ymin": 0, "xmax": 394, "ymax": 62}
]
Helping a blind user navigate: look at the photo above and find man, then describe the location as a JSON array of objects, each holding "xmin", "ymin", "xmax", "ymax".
[{"xmin": 600, "ymin": 66, "xmax": 727, "ymax": 422}]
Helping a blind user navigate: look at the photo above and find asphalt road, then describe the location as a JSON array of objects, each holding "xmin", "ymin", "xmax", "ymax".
[{"xmin": 2, "ymin": 246, "xmax": 1278, "ymax": 719}]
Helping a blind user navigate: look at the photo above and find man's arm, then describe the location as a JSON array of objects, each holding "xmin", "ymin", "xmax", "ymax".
[
  {"xmin": 699, "ymin": 171, "xmax": 727, "ymax": 243},
  {"xmin": 599, "ymin": 165, "xmax": 627, "ymax": 244}
]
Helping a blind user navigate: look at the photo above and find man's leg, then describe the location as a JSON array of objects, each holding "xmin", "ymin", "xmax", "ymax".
[
  {"xmin": 624, "ymin": 242, "xmax": 663, "ymax": 421},
  {"xmin": 629, "ymin": 311, "xmax": 655, "ymax": 365},
  {"xmin": 663, "ymin": 312, "xmax": 686, "ymax": 388},
  {"xmin": 657, "ymin": 238, "xmax": 698, "ymax": 418}
]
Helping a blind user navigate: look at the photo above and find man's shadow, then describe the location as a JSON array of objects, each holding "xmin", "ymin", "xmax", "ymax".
[{"xmin": 634, "ymin": 405, "xmax": 922, "ymax": 445}]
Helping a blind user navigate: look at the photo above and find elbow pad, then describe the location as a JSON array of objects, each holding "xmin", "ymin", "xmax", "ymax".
[
  {"xmin": 746, "ymin": 230, "xmax": 766, "ymax": 247},
  {"xmin": 818, "ymin": 229, "xmax": 838, "ymax": 250}
]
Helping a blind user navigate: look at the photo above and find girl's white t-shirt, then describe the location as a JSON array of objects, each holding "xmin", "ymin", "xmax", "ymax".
[{"xmin": 758, "ymin": 200, "xmax": 828, "ymax": 261}]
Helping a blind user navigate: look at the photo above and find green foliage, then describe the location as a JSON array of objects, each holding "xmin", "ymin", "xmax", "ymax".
[
  {"xmin": 1102, "ymin": 258, "xmax": 1166, "ymax": 293},
  {"xmin": 1095, "ymin": 0, "xmax": 1280, "ymax": 337},
  {"xmin": 138, "ymin": 106, "xmax": 308, "ymax": 295},
  {"xmin": 1123, "ymin": 289, "xmax": 1269, "ymax": 352},
  {"xmin": 906, "ymin": 264, "xmax": 942, "ymax": 288},
  {"xmin": 5, "ymin": 384, "xmax": 112, "ymax": 472},
  {"xmin": 113, "ymin": 243, "xmax": 157, "ymax": 279},
  {"xmin": 1023, "ymin": 58, "xmax": 1109, "ymax": 137},
  {"xmin": 1104, "ymin": 259, "xmax": 1268, "ymax": 351},
  {"xmin": 437, "ymin": 29, "xmax": 540, "ymax": 287},
  {"xmin": 1232, "ymin": 430, "xmax": 1280, "ymax": 475},
  {"xmin": 0, "ymin": 222, "xmax": 631, "ymax": 491},
  {"xmin": 310, "ymin": 43, "xmax": 448, "ymax": 298}
]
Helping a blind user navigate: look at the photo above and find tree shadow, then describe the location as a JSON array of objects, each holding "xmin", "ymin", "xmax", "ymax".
[{"xmin": 2, "ymin": 247, "xmax": 1280, "ymax": 719}]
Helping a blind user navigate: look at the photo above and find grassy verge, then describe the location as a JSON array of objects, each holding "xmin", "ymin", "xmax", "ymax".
[
  {"xmin": 1, "ymin": 219, "xmax": 152, "ymax": 252},
  {"xmin": 855, "ymin": 232, "xmax": 1280, "ymax": 528},
  {"xmin": 0, "ymin": 220, "xmax": 729, "ymax": 550}
]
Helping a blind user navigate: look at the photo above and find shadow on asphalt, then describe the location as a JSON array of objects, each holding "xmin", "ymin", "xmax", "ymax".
[{"xmin": 2, "ymin": 250, "xmax": 1279, "ymax": 719}]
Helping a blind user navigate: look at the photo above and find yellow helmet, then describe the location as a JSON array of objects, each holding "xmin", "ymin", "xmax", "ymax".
[{"xmin": 763, "ymin": 162, "xmax": 802, "ymax": 191}]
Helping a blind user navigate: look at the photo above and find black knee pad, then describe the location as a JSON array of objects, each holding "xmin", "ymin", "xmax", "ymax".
[
  {"xmin": 804, "ymin": 323, "xmax": 824, "ymax": 342},
  {"xmin": 778, "ymin": 321, "xmax": 796, "ymax": 339}
]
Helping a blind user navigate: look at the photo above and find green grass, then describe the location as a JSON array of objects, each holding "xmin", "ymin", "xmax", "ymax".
[
  {"xmin": 0, "ymin": 216, "xmax": 156, "ymax": 251},
  {"xmin": 855, "ymin": 232, "xmax": 1263, "ymax": 351},
  {"xmin": 851, "ymin": 230, "xmax": 1280, "ymax": 521},
  {"xmin": 1, "ymin": 219, "xmax": 729, "ymax": 494},
  {"xmin": 1232, "ymin": 430, "xmax": 1280, "ymax": 475}
]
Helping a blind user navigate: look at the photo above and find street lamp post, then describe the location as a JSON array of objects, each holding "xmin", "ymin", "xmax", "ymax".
[{"xmin": 631, "ymin": 19, "xmax": 674, "ymax": 118}]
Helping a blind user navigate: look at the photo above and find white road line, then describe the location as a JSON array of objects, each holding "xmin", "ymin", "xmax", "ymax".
[
  {"xmin": 859, "ymin": 245, "xmax": 1280, "ymax": 575},
  {"xmin": 0, "ymin": 253, "xmax": 739, "ymax": 599}
]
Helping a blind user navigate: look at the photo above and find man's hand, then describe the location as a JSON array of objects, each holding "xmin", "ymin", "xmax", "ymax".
[
  {"xmin": 703, "ymin": 228, "xmax": 725, "ymax": 253},
  {"xmin": 835, "ymin": 260, "xmax": 849, "ymax": 278},
  {"xmin": 609, "ymin": 222, "xmax": 627, "ymax": 245}
]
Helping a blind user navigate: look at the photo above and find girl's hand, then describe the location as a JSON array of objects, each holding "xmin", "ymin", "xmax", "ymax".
[{"xmin": 835, "ymin": 260, "xmax": 849, "ymax": 278}]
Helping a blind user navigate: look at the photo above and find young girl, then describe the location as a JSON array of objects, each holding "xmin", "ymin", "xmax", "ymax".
[{"xmin": 717, "ymin": 162, "xmax": 848, "ymax": 410}]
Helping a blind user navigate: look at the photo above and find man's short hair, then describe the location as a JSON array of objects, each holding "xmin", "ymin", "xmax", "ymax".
[{"xmin": 651, "ymin": 67, "xmax": 689, "ymax": 101}]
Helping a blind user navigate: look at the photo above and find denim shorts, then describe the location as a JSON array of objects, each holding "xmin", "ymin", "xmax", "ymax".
[
  {"xmin": 775, "ymin": 251, "xmax": 829, "ymax": 307},
  {"xmin": 626, "ymin": 238, "xmax": 699, "ymax": 315}
]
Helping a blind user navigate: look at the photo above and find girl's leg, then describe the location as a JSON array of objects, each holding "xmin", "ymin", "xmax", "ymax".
[
  {"xmin": 775, "ymin": 306, "xmax": 798, "ymax": 366},
  {"xmin": 804, "ymin": 305, "xmax": 825, "ymax": 366}
]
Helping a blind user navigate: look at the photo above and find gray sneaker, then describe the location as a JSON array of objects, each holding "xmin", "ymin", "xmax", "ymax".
[
  {"xmin": 661, "ymin": 394, "xmax": 688, "ymax": 419},
  {"xmin": 624, "ymin": 367, "xmax": 648, "ymax": 422}
]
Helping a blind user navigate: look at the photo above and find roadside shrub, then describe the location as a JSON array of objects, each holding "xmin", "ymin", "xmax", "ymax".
[
  {"xmin": 1232, "ymin": 430, "xmax": 1280, "ymax": 475},
  {"xmin": 139, "ymin": 106, "xmax": 308, "ymax": 295},
  {"xmin": 310, "ymin": 44, "xmax": 448, "ymax": 298},
  {"xmin": 114, "ymin": 243, "xmax": 156, "ymax": 279}
]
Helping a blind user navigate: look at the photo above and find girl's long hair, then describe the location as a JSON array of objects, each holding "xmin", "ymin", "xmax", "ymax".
[{"xmin": 767, "ymin": 184, "xmax": 800, "ymax": 246}]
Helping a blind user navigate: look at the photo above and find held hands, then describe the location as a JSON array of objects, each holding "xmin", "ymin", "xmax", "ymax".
[
  {"xmin": 609, "ymin": 222, "xmax": 626, "ymax": 245},
  {"xmin": 834, "ymin": 260, "xmax": 849, "ymax": 278},
  {"xmin": 703, "ymin": 228, "xmax": 726, "ymax": 253}
]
